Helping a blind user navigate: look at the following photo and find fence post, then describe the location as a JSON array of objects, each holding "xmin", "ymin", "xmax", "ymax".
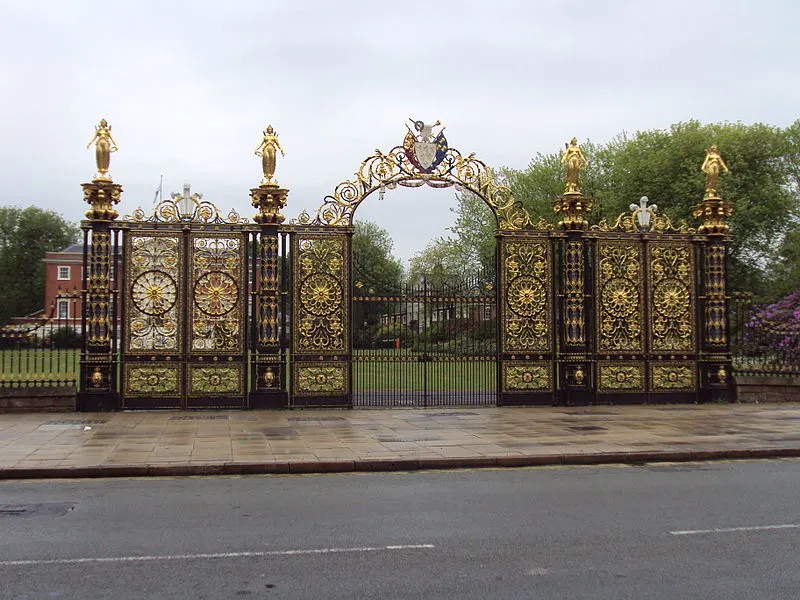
[
  {"xmin": 76, "ymin": 175, "xmax": 122, "ymax": 411},
  {"xmin": 248, "ymin": 181, "xmax": 290, "ymax": 408},
  {"xmin": 552, "ymin": 147, "xmax": 595, "ymax": 405},
  {"xmin": 694, "ymin": 147, "xmax": 735, "ymax": 402}
]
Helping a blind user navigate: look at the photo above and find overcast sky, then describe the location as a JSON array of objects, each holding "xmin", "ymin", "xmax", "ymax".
[{"xmin": 1, "ymin": 0, "xmax": 798, "ymax": 263}]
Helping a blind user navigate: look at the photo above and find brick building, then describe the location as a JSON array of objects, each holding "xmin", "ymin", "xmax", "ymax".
[{"xmin": 42, "ymin": 242, "xmax": 83, "ymax": 327}]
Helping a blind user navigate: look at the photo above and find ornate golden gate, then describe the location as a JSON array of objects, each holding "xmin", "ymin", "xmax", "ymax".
[
  {"xmin": 116, "ymin": 201, "xmax": 252, "ymax": 409},
  {"xmin": 76, "ymin": 118, "xmax": 735, "ymax": 410}
]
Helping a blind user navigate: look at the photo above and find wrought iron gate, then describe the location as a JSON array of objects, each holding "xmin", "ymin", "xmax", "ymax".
[
  {"xmin": 352, "ymin": 271, "xmax": 497, "ymax": 407},
  {"xmin": 288, "ymin": 230, "xmax": 350, "ymax": 407},
  {"xmin": 119, "ymin": 225, "xmax": 250, "ymax": 409},
  {"xmin": 77, "ymin": 118, "xmax": 735, "ymax": 411}
]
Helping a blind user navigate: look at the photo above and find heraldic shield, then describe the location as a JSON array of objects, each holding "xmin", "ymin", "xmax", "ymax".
[{"xmin": 403, "ymin": 119, "xmax": 448, "ymax": 173}]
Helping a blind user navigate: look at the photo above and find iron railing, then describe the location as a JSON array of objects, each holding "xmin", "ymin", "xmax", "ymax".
[
  {"xmin": 352, "ymin": 270, "xmax": 497, "ymax": 407},
  {"xmin": 730, "ymin": 292, "xmax": 800, "ymax": 376},
  {"xmin": 0, "ymin": 292, "xmax": 82, "ymax": 388}
]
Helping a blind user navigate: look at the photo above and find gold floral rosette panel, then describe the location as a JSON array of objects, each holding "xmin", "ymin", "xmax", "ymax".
[
  {"xmin": 500, "ymin": 238, "xmax": 552, "ymax": 354},
  {"xmin": 596, "ymin": 241, "xmax": 644, "ymax": 353},
  {"xmin": 648, "ymin": 242, "xmax": 695, "ymax": 353},
  {"xmin": 292, "ymin": 235, "xmax": 348, "ymax": 355},
  {"xmin": 294, "ymin": 364, "xmax": 348, "ymax": 396},
  {"xmin": 126, "ymin": 234, "xmax": 182, "ymax": 353},
  {"xmin": 502, "ymin": 362, "xmax": 553, "ymax": 393},
  {"xmin": 188, "ymin": 234, "xmax": 245, "ymax": 353}
]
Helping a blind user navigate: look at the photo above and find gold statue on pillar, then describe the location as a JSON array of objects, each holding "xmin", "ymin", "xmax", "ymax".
[
  {"xmin": 701, "ymin": 145, "xmax": 729, "ymax": 198},
  {"xmin": 254, "ymin": 125, "xmax": 285, "ymax": 186},
  {"xmin": 561, "ymin": 137, "xmax": 587, "ymax": 195},
  {"xmin": 86, "ymin": 119, "xmax": 119, "ymax": 181}
]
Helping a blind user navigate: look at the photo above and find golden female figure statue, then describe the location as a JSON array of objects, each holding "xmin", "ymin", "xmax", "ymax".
[
  {"xmin": 254, "ymin": 125, "xmax": 285, "ymax": 185},
  {"xmin": 701, "ymin": 145, "xmax": 729, "ymax": 197},
  {"xmin": 561, "ymin": 137, "xmax": 588, "ymax": 195},
  {"xmin": 86, "ymin": 119, "xmax": 118, "ymax": 181}
]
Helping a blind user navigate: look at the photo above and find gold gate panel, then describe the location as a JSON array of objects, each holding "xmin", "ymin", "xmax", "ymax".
[
  {"xmin": 126, "ymin": 233, "xmax": 182, "ymax": 353},
  {"xmin": 596, "ymin": 238, "xmax": 698, "ymax": 394},
  {"xmin": 293, "ymin": 236, "xmax": 348, "ymax": 353},
  {"xmin": 188, "ymin": 234, "xmax": 245, "ymax": 353},
  {"xmin": 122, "ymin": 230, "xmax": 247, "ymax": 405},
  {"xmin": 501, "ymin": 239, "xmax": 552, "ymax": 354},
  {"xmin": 186, "ymin": 233, "xmax": 246, "ymax": 400},
  {"xmin": 499, "ymin": 237, "xmax": 553, "ymax": 395},
  {"xmin": 291, "ymin": 233, "xmax": 349, "ymax": 400},
  {"xmin": 648, "ymin": 242, "xmax": 695, "ymax": 352},
  {"xmin": 596, "ymin": 241, "xmax": 644, "ymax": 353}
]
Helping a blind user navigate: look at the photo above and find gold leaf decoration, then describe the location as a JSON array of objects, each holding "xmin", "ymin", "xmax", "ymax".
[
  {"xmin": 293, "ymin": 236, "xmax": 348, "ymax": 353},
  {"xmin": 504, "ymin": 364, "xmax": 552, "ymax": 392},
  {"xmin": 596, "ymin": 242, "xmax": 643, "ymax": 352},
  {"xmin": 126, "ymin": 235, "xmax": 181, "ymax": 352},
  {"xmin": 649, "ymin": 244, "xmax": 694, "ymax": 352},
  {"xmin": 126, "ymin": 366, "xmax": 179, "ymax": 395},
  {"xmin": 651, "ymin": 364, "xmax": 695, "ymax": 391},
  {"xmin": 189, "ymin": 366, "xmax": 242, "ymax": 394},
  {"xmin": 502, "ymin": 240, "xmax": 551, "ymax": 353},
  {"xmin": 296, "ymin": 365, "xmax": 347, "ymax": 394},
  {"xmin": 598, "ymin": 363, "xmax": 644, "ymax": 392}
]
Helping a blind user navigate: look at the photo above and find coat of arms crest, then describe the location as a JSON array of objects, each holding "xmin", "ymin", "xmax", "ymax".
[{"xmin": 403, "ymin": 119, "xmax": 448, "ymax": 173}]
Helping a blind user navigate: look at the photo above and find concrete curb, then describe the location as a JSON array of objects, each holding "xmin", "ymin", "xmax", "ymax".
[{"xmin": 1, "ymin": 447, "xmax": 798, "ymax": 480}]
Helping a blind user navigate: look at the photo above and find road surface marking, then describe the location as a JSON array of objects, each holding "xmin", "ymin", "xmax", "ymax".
[
  {"xmin": 0, "ymin": 544, "xmax": 435, "ymax": 567},
  {"xmin": 670, "ymin": 524, "xmax": 800, "ymax": 536}
]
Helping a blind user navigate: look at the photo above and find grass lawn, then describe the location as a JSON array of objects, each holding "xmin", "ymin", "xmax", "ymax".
[
  {"xmin": 353, "ymin": 349, "xmax": 497, "ymax": 391},
  {"xmin": 0, "ymin": 348, "xmax": 80, "ymax": 383}
]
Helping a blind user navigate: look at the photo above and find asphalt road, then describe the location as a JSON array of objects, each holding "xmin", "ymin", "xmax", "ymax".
[{"xmin": 0, "ymin": 460, "xmax": 798, "ymax": 599}]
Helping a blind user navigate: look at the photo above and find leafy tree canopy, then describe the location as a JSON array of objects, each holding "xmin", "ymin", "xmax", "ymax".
[
  {"xmin": 407, "ymin": 236, "xmax": 478, "ymax": 289},
  {"xmin": 351, "ymin": 220, "xmax": 404, "ymax": 294},
  {"xmin": 0, "ymin": 206, "xmax": 79, "ymax": 324}
]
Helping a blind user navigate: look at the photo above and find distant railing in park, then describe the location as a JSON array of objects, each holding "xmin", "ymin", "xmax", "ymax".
[
  {"xmin": 730, "ymin": 291, "xmax": 800, "ymax": 377},
  {"xmin": 0, "ymin": 292, "xmax": 82, "ymax": 388}
]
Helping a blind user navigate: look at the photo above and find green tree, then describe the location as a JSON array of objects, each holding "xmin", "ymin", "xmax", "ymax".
[
  {"xmin": 0, "ymin": 207, "xmax": 79, "ymax": 324},
  {"xmin": 351, "ymin": 221, "xmax": 404, "ymax": 342},
  {"xmin": 446, "ymin": 192, "xmax": 495, "ymax": 276},
  {"xmin": 407, "ymin": 237, "xmax": 477, "ymax": 289},
  {"xmin": 351, "ymin": 220, "xmax": 404, "ymax": 294}
]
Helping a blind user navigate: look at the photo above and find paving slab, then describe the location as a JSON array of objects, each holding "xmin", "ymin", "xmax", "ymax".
[{"xmin": 0, "ymin": 404, "xmax": 798, "ymax": 479}]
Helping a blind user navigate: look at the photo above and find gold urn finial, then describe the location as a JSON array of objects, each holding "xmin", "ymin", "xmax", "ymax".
[
  {"xmin": 254, "ymin": 124, "xmax": 285, "ymax": 187},
  {"xmin": 86, "ymin": 118, "xmax": 119, "ymax": 182},
  {"xmin": 560, "ymin": 137, "xmax": 587, "ymax": 196},
  {"xmin": 694, "ymin": 145, "xmax": 733, "ymax": 235}
]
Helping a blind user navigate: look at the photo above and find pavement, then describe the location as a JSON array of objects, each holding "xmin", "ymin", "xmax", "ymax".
[{"xmin": 1, "ymin": 403, "xmax": 799, "ymax": 479}]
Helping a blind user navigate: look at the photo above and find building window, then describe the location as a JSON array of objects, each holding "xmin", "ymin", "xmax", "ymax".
[
  {"xmin": 57, "ymin": 299, "xmax": 70, "ymax": 320},
  {"xmin": 483, "ymin": 305, "xmax": 492, "ymax": 321},
  {"xmin": 57, "ymin": 266, "xmax": 71, "ymax": 280}
]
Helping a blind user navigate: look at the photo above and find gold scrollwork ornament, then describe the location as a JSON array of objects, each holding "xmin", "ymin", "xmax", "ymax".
[{"xmin": 296, "ymin": 120, "xmax": 539, "ymax": 230}]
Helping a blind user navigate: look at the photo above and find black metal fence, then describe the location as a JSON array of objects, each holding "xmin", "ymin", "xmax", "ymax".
[
  {"xmin": 730, "ymin": 291, "xmax": 800, "ymax": 376},
  {"xmin": 0, "ymin": 292, "xmax": 82, "ymax": 388}
]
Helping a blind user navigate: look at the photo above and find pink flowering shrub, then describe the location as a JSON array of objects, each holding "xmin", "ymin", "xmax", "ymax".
[{"xmin": 741, "ymin": 289, "xmax": 800, "ymax": 365}]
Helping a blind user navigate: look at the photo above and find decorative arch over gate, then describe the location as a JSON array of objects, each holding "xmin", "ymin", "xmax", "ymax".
[{"xmin": 294, "ymin": 120, "xmax": 540, "ymax": 230}]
